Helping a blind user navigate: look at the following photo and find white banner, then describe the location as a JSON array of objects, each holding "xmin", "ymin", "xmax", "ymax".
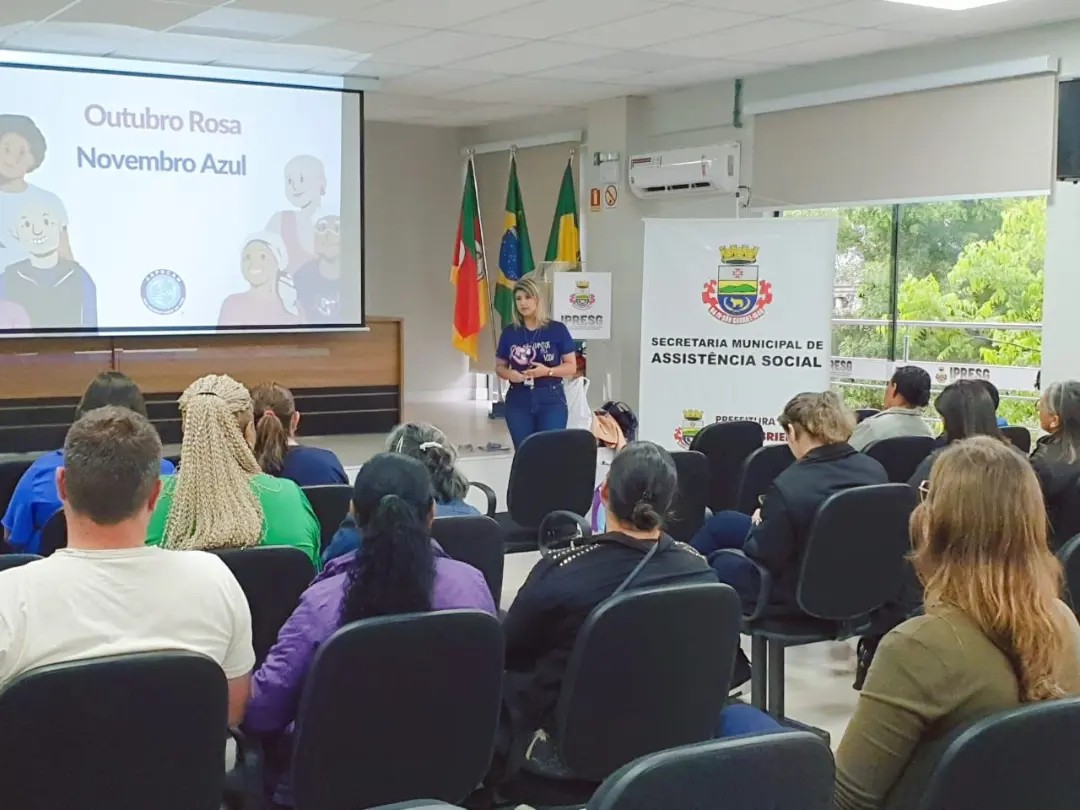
[
  {"xmin": 831, "ymin": 357, "xmax": 1039, "ymax": 392},
  {"xmin": 552, "ymin": 271, "xmax": 611, "ymax": 340},
  {"xmin": 640, "ymin": 218, "xmax": 838, "ymax": 449}
]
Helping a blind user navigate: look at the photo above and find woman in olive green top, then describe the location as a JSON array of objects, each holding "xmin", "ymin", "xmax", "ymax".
[
  {"xmin": 145, "ymin": 374, "xmax": 320, "ymax": 568},
  {"xmin": 835, "ymin": 437, "xmax": 1080, "ymax": 810}
]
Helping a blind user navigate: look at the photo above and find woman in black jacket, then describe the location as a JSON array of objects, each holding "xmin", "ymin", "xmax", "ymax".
[
  {"xmin": 690, "ymin": 392, "xmax": 887, "ymax": 613},
  {"xmin": 1031, "ymin": 380, "xmax": 1080, "ymax": 547}
]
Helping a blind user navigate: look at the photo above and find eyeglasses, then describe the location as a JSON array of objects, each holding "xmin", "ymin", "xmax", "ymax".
[
  {"xmin": 316, "ymin": 220, "xmax": 340, "ymax": 235},
  {"xmin": 918, "ymin": 480, "xmax": 930, "ymax": 502}
]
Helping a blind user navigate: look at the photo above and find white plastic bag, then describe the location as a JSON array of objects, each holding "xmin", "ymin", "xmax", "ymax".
[{"xmin": 564, "ymin": 376, "xmax": 592, "ymax": 431}]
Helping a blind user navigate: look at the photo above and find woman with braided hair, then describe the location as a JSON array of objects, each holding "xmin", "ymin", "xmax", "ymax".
[{"xmin": 146, "ymin": 374, "xmax": 320, "ymax": 567}]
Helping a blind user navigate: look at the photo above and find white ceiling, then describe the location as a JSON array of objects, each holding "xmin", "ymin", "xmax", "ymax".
[{"xmin": 1, "ymin": 0, "xmax": 1077, "ymax": 126}]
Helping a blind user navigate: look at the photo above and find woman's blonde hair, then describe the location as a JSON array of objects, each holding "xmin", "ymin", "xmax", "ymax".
[
  {"xmin": 778, "ymin": 391, "xmax": 855, "ymax": 445},
  {"xmin": 511, "ymin": 275, "xmax": 550, "ymax": 328},
  {"xmin": 163, "ymin": 374, "xmax": 264, "ymax": 551},
  {"xmin": 911, "ymin": 436, "xmax": 1067, "ymax": 702}
]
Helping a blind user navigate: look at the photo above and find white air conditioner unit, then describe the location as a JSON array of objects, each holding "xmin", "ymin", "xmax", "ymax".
[{"xmin": 628, "ymin": 143, "xmax": 740, "ymax": 199}]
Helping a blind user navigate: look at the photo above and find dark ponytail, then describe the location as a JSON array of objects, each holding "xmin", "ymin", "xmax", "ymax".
[
  {"xmin": 250, "ymin": 382, "xmax": 296, "ymax": 476},
  {"xmin": 606, "ymin": 442, "xmax": 677, "ymax": 533},
  {"xmin": 340, "ymin": 453, "xmax": 436, "ymax": 624}
]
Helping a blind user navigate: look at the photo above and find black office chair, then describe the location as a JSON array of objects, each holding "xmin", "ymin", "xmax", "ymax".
[
  {"xmin": 865, "ymin": 435, "xmax": 936, "ymax": 484},
  {"xmin": 734, "ymin": 444, "xmax": 795, "ymax": 515},
  {"xmin": 494, "ymin": 429, "xmax": 596, "ymax": 553},
  {"xmin": 430, "ymin": 515, "xmax": 505, "ymax": 608},
  {"xmin": 726, "ymin": 484, "xmax": 917, "ymax": 720},
  {"xmin": 0, "ymin": 459, "xmax": 32, "ymax": 521},
  {"xmin": 689, "ymin": 421, "xmax": 764, "ymax": 512},
  {"xmin": 0, "ymin": 553, "xmax": 41, "ymax": 572},
  {"xmin": 855, "ymin": 408, "xmax": 880, "ymax": 423},
  {"xmin": 505, "ymin": 584, "xmax": 741, "ymax": 806},
  {"xmin": 0, "ymin": 651, "xmax": 227, "ymax": 810},
  {"xmin": 884, "ymin": 698, "xmax": 1080, "ymax": 810},
  {"xmin": 370, "ymin": 804, "xmax": 461, "ymax": 810},
  {"xmin": 292, "ymin": 610, "xmax": 503, "ymax": 810},
  {"xmin": 39, "ymin": 509, "xmax": 67, "ymax": 556},
  {"xmin": 211, "ymin": 546, "xmax": 316, "ymax": 666},
  {"xmin": 666, "ymin": 451, "xmax": 709, "ymax": 544},
  {"xmin": 302, "ymin": 484, "xmax": 354, "ymax": 553},
  {"xmin": 588, "ymin": 731, "xmax": 835, "ymax": 810},
  {"xmin": 1001, "ymin": 425, "xmax": 1032, "ymax": 455},
  {"xmin": 468, "ymin": 481, "xmax": 498, "ymax": 517},
  {"xmin": 1058, "ymin": 534, "xmax": 1080, "ymax": 615}
]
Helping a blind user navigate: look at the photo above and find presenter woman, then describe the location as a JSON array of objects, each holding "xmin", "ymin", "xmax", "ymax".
[{"xmin": 496, "ymin": 276, "xmax": 577, "ymax": 450}]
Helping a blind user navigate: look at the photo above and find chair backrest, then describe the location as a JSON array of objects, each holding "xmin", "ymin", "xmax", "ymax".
[
  {"xmin": 665, "ymin": 451, "xmax": 709, "ymax": 544},
  {"xmin": 734, "ymin": 444, "xmax": 795, "ymax": 515},
  {"xmin": 588, "ymin": 731, "xmax": 835, "ymax": 810},
  {"xmin": 507, "ymin": 429, "xmax": 597, "ymax": 527},
  {"xmin": 211, "ymin": 546, "xmax": 315, "ymax": 667},
  {"xmin": 1002, "ymin": 425, "xmax": 1032, "ymax": 454},
  {"xmin": 688, "ymin": 421, "xmax": 765, "ymax": 512},
  {"xmin": 430, "ymin": 516, "xmax": 505, "ymax": 608},
  {"xmin": 0, "ymin": 651, "xmax": 227, "ymax": 810},
  {"xmin": 0, "ymin": 553, "xmax": 42, "ymax": 572},
  {"xmin": 885, "ymin": 699, "xmax": 1080, "ymax": 810},
  {"xmin": 40, "ymin": 509, "xmax": 67, "ymax": 556},
  {"xmin": 302, "ymin": 484, "xmax": 354, "ymax": 553},
  {"xmin": 855, "ymin": 408, "xmax": 880, "ymax": 423},
  {"xmin": 797, "ymin": 484, "xmax": 917, "ymax": 620},
  {"xmin": 0, "ymin": 459, "xmax": 32, "ymax": 520},
  {"xmin": 865, "ymin": 435, "xmax": 936, "ymax": 483},
  {"xmin": 1058, "ymin": 534, "xmax": 1080, "ymax": 615},
  {"xmin": 555, "ymin": 583, "xmax": 741, "ymax": 781},
  {"xmin": 293, "ymin": 610, "xmax": 503, "ymax": 810}
]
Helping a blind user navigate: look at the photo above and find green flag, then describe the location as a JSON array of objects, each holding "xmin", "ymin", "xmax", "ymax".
[
  {"xmin": 544, "ymin": 158, "xmax": 580, "ymax": 264},
  {"xmin": 494, "ymin": 156, "xmax": 534, "ymax": 329}
]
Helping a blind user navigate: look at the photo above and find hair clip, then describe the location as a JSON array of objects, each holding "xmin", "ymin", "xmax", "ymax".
[{"xmin": 419, "ymin": 441, "xmax": 442, "ymax": 451}]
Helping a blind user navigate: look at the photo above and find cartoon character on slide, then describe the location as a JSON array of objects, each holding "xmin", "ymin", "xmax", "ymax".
[
  {"xmin": 292, "ymin": 214, "xmax": 343, "ymax": 323},
  {"xmin": 0, "ymin": 201, "xmax": 97, "ymax": 329},
  {"xmin": 218, "ymin": 232, "xmax": 300, "ymax": 328},
  {"xmin": 0, "ymin": 115, "xmax": 74, "ymax": 272},
  {"xmin": 266, "ymin": 155, "xmax": 326, "ymax": 314}
]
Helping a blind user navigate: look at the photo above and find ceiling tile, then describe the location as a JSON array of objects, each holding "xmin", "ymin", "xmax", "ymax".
[
  {"xmin": 286, "ymin": 21, "xmax": 431, "ymax": 51},
  {"xmin": 6, "ymin": 23, "xmax": 156, "ymax": 56},
  {"xmin": 452, "ymin": 40, "xmax": 612, "ymax": 74},
  {"xmin": 583, "ymin": 50, "xmax": 713, "ymax": 72},
  {"xmin": 370, "ymin": 30, "xmax": 527, "ymax": 67},
  {"xmin": 346, "ymin": 0, "xmax": 537, "ymax": 28},
  {"xmin": 558, "ymin": 5, "xmax": 763, "ymax": 49},
  {"xmin": 636, "ymin": 58, "xmax": 778, "ymax": 86},
  {"xmin": 447, "ymin": 76, "xmax": 640, "ymax": 105},
  {"xmin": 882, "ymin": 0, "xmax": 1080, "ymax": 35},
  {"xmin": 791, "ymin": 0, "xmax": 948, "ymax": 27},
  {"xmin": 679, "ymin": 0, "xmax": 842, "ymax": 13},
  {"xmin": 531, "ymin": 64, "xmax": 645, "ymax": 82},
  {"xmin": 0, "ymin": 0, "xmax": 82, "ymax": 26},
  {"xmin": 229, "ymin": 0, "xmax": 384, "ymax": 13},
  {"xmin": 464, "ymin": 0, "xmax": 669, "ymax": 40},
  {"xmin": 648, "ymin": 16, "xmax": 850, "ymax": 57},
  {"xmin": 327, "ymin": 59, "xmax": 417, "ymax": 79},
  {"xmin": 214, "ymin": 43, "xmax": 358, "ymax": 71},
  {"xmin": 173, "ymin": 7, "xmax": 329, "ymax": 38},
  {"xmin": 53, "ymin": 0, "xmax": 203, "ymax": 30},
  {"xmin": 747, "ymin": 27, "xmax": 934, "ymax": 65},
  {"xmin": 308, "ymin": 56, "xmax": 389, "ymax": 76},
  {"xmin": 110, "ymin": 31, "xmax": 257, "ymax": 62},
  {"xmin": 381, "ymin": 67, "xmax": 506, "ymax": 96}
]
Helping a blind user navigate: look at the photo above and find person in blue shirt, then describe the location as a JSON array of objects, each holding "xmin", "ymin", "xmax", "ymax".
[
  {"xmin": 2, "ymin": 371, "xmax": 174, "ymax": 554},
  {"xmin": 322, "ymin": 422, "xmax": 479, "ymax": 563},
  {"xmin": 250, "ymin": 381, "xmax": 347, "ymax": 487},
  {"xmin": 495, "ymin": 276, "xmax": 577, "ymax": 450}
]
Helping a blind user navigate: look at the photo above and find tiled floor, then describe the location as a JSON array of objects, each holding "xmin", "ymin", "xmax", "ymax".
[{"xmin": 313, "ymin": 401, "xmax": 860, "ymax": 744}]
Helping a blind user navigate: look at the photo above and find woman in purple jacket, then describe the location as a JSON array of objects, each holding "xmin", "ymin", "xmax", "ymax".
[{"xmin": 243, "ymin": 452, "xmax": 495, "ymax": 806}]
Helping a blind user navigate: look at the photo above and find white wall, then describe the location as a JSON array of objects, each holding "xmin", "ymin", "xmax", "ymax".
[{"xmin": 364, "ymin": 121, "xmax": 469, "ymax": 402}]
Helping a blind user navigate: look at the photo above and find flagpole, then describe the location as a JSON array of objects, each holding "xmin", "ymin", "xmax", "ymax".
[{"xmin": 468, "ymin": 149, "xmax": 504, "ymax": 410}]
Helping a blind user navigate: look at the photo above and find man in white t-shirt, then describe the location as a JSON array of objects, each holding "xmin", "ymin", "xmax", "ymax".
[{"xmin": 0, "ymin": 405, "xmax": 255, "ymax": 724}]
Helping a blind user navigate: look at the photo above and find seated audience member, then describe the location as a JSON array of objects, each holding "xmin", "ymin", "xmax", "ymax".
[
  {"xmin": 690, "ymin": 392, "xmax": 887, "ymax": 611},
  {"xmin": 977, "ymin": 378, "xmax": 1009, "ymax": 427},
  {"xmin": 835, "ymin": 437, "xmax": 1080, "ymax": 810},
  {"xmin": 909, "ymin": 379, "xmax": 1006, "ymax": 488},
  {"xmin": 589, "ymin": 400, "xmax": 639, "ymax": 533},
  {"xmin": 1031, "ymin": 380, "xmax": 1080, "ymax": 544},
  {"xmin": 146, "ymin": 374, "xmax": 320, "ymax": 567},
  {"xmin": 501, "ymin": 442, "xmax": 772, "ymax": 747},
  {"xmin": 0, "ymin": 407, "xmax": 254, "ymax": 724},
  {"xmin": 322, "ymin": 422, "xmax": 479, "ymax": 563},
  {"xmin": 2, "ymin": 371, "xmax": 174, "ymax": 555},
  {"xmin": 250, "ymin": 381, "xmax": 347, "ymax": 486},
  {"xmin": 848, "ymin": 366, "xmax": 934, "ymax": 451},
  {"xmin": 244, "ymin": 453, "xmax": 494, "ymax": 806}
]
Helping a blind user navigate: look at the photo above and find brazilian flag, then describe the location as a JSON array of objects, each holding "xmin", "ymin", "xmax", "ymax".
[
  {"xmin": 544, "ymin": 158, "xmax": 580, "ymax": 264},
  {"xmin": 495, "ymin": 156, "xmax": 534, "ymax": 329}
]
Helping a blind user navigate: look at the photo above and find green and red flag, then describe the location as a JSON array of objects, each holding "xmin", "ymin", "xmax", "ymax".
[{"xmin": 450, "ymin": 157, "xmax": 489, "ymax": 360}]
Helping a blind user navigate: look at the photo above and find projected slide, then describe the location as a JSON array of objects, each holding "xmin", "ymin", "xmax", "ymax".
[{"xmin": 0, "ymin": 58, "xmax": 363, "ymax": 336}]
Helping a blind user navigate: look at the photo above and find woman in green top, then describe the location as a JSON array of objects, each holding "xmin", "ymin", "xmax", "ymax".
[
  {"xmin": 835, "ymin": 436, "xmax": 1080, "ymax": 810},
  {"xmin": 146, "ymin": 374, "xmax": 320, "ymax": 568}
]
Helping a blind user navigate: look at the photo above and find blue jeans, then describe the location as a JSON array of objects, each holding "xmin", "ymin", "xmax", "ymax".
[
  {"xmin": 690, "ymin": 511, "xmax": 762, "ymax": 612},
  {"xmin": 716, "ymin": 703, "xmax": 783, "ymax": 738},
  {"xmin": 505, "ymin": 383, "xmax": 568, "ymax": 450}
]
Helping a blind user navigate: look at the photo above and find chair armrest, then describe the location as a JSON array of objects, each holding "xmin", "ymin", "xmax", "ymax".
[
  {"xmin": 538, "ymin": 510, "xmax": 592, "ymax": 555},
  {"xmin": 225, "ymin": 727, "xmax": 265, "ymax": 810},
  {"xmin": 710, "ymin": 549, "xmax": 773, "ymax": 622},
  {"xmin": 469, "ymin": 480, "xmax": 498, "ymax": 517}
]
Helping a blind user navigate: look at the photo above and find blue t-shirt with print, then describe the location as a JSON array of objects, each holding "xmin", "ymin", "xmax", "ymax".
[{"xmin": 496, "ymin": 321, "xmax": 575, "ymax": 388}]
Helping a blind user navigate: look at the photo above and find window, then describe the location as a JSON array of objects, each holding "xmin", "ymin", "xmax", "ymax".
[{"xmin": 788, "ymin": 198, "xmax": 1046, "ymax": 425}]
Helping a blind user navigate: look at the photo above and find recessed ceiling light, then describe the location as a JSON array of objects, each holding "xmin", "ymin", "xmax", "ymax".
[{"xmin": 884, "ymin": 0, "xmax": 1012, "ymax": 9}]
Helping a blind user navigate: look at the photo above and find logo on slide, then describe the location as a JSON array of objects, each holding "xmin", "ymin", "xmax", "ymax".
[
  {"xmin": 141, "ymin": 269, "xmax": 186, "ymax": 315},
  {"xmin": 702, "ymin": 245, "xmax": 773, "ymax": 325}
]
